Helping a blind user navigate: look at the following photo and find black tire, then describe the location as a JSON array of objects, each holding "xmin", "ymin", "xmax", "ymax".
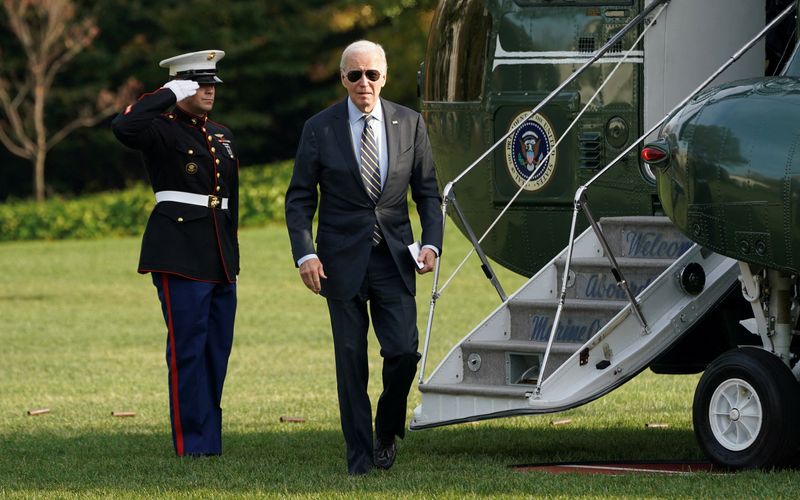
[{"xmin": 693, "ymin": 347, "xmax": 800, "ymax": 469}]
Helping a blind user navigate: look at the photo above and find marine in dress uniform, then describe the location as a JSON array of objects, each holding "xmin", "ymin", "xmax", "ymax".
[{"xmin": 111, "ymin": 50, "xmax": 239, "ymax": 457}]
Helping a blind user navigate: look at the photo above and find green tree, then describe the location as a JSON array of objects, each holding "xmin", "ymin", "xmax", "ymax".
[{"xmin": 0, "ymin": 0, "xmax": 139, "ymax": 201}]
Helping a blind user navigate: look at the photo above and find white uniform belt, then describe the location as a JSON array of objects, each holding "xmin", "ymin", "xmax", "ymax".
[{"xmin": 155, "ymin": 190, "xmax": 228, "ymax": 209}]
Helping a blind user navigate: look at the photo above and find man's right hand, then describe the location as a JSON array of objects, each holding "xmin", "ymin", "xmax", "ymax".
[
  {"xmin": 162, "ymin": 80, "xmax": 199, "ymax": 102},
  {"xmin": 299, "ymin": 257, "xmax": 327, "ymax": 294}
]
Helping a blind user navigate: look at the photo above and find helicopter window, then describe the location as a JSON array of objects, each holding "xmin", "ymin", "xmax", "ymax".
[{"xmin": 423, "ymin": 0, "xmax": 491, "ymax": 102}]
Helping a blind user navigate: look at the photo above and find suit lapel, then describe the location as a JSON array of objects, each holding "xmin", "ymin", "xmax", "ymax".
[
  {"xmin": 382, "ymin": 99, "xmax": 400, "ymax": 201},
  {"xmin": 332, "ymin": 99, "xmax": 365, "ymax": 190}
]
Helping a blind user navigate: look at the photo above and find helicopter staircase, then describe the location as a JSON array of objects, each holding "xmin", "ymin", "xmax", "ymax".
[{"xmin": 411, "ymin": 216, "xmax": 741, "ymax": 429}]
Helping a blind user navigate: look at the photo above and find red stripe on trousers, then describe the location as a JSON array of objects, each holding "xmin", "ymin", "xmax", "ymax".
[{"xmin": 162, "ymin": 274, "xmax": 185, "ymax": 456}]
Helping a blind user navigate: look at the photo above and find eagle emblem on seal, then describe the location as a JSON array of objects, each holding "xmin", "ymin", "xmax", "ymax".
[{"xmin": 504, "ymin": 112, "xmax": 557, "ymax": 192}]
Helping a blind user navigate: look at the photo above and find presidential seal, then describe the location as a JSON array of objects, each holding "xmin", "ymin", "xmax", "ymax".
[{"xmin": 504, "ymin": 112, "xmax": 557, "ymax": 191}]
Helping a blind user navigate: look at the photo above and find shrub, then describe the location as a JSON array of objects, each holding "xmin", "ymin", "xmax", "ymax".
[
  {"xmin": 238, "ymin": 160, "xmax": 293, "ymax": 228},
  {"xmin": 0, "ymin": 161, "xmax": 294, "ymax": 241}
]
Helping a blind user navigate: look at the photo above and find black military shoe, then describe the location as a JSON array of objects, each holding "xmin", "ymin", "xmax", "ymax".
[{"xmin": 374, "ymin": 438, "xmax": 397, "ymax": 470}]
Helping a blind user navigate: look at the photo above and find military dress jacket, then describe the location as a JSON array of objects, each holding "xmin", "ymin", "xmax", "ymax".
[{"xmin": 112, "ymin": 88, "xmax": 239, "ymax": 283}]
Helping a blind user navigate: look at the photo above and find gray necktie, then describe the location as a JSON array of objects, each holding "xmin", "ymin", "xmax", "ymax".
[{"xmin": 360, "ymin": 114, "xmax": 383, "ymax": 245}]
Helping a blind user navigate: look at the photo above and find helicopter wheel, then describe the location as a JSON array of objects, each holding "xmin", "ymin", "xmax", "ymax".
[{"xmin": 692, "ymin": 347, "xmax": 800, "ymax": 469}]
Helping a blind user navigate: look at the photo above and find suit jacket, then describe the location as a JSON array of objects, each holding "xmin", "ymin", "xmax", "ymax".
[
  {"xmin": 285, "ymin": 98, "xmax": 443, "ymax": 299},
  {"xmin": 111, "ymin": 88, "xmax": 239, "ymax": 283}
]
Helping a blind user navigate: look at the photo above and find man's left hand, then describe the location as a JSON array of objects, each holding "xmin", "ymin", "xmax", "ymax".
[{"xmin": 417, "ymin": 247, "xmax": 436, "ymax": 274}]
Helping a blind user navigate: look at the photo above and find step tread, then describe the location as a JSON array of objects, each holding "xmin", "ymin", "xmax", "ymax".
[
  {"xmin": 419, "ymin": 381, "xmax": 535, "ymax": 398},
  {"xmin": 463, "ymin": 339, "xmax": 582, "ymax": 354},
  {"xmin": 555, "ymin": 256, "xmax": 675, "ymax": 268},
  {"xmin": 508, "ymin": 298, "xmax": 629, "ymax": 310}
]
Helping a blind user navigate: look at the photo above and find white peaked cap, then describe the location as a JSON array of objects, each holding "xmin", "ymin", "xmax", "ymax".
[{"xmin": 159, "ymin": 50, "xmax": 226, "ymax": 77}]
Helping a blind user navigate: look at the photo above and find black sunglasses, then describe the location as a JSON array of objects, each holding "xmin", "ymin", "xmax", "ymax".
[{"xmin": 345, "ymin": 70, "xmax": 382, "ymax": 82}]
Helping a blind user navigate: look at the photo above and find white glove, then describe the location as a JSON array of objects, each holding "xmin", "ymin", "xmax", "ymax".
[{"xmin": 162, "ymin": 80, "xmax": 199, "ymax": 102}]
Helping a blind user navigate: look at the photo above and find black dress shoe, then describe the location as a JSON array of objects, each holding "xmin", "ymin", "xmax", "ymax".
[{"xmin": 374, "ymin": 438, "xmax": 397, "ymax": 470}]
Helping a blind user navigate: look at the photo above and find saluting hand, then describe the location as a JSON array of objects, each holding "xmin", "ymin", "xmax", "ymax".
[
  {"xmin": 299, "ymin": 258, "xmax": 327, "ymax": 294},
  {"xmin": 162, "ymin": 79, "xmax": 200, "ymax": 102}
]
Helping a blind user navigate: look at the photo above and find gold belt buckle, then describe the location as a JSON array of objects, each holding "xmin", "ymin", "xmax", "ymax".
[{"xmin": 208, "ymin": 195, "xmax": 221, "ymax": 208}]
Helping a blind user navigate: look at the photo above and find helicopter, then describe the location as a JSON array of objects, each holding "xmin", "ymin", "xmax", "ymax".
[{"xmin": 412, "ymin": 0, "xmax": 800, "ymax": 469}]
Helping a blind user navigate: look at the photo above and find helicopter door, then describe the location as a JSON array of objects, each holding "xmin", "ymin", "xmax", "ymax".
[{"xmin": 492, "ymin": 97, "xmax": 580, "ymax": 207}]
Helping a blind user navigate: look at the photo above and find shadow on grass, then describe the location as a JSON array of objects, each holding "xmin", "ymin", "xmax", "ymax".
[
  {"xmin": 0, "ymin": 293, "xmax": 50, "ymax": 301},
  {"xmin": 0, "ymin": 424, "xmax": 708, "ymax": 495},
  {"xmin": 418, "ymin": 422, "xmax": 703, "ymax": 462}
]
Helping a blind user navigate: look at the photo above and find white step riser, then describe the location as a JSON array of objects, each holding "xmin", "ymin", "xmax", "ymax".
[
  {"xmin": 597, "ymin": 218, "xmax": 692, "ymax": 259},
  {"xmin": 554, "ymin": 260, "xmax": 670, "ymax": 301},
  {"xmin": 509, "ymin": 304, "xmax": 622, "ymax": 343}
]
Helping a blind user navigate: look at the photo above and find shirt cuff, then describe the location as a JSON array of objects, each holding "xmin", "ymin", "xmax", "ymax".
[
  {"xmin": 297, "ymin": 254, "xmax": 318, "ymax": 266},
  {"xmin": 422, "ymin": 244, "xmax": 439, "ymax": 256}
]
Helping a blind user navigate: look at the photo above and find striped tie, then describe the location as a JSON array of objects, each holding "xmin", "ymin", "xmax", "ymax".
[{"xmin": 360, "ymin": 114, "xmax": 383, "ymax": 245}]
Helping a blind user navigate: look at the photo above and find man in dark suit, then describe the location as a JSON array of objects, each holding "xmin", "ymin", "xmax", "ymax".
[
  {"xmin": 285, "ymin": 40, "xmax": 443, "ymax": 475},
  {"xmin": 111, "ymin": 50, "xmax": 239, "ymax": 457}
]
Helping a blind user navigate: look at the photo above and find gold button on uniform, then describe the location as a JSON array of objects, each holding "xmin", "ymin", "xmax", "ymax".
[
  {"xmin": 207, "ymin": 135, "xmax": 212, "ymax": 141},
  {"xmin": 216, "ymin": 172, "xmax": 220, "ymax": 178},
  {"xmin": 215, "ymin": 158, "xmax": 220, "ymax": 165},
  {"xmin": 211, "ymin": 147, "xmax": 215, "ymax": 153},
  {"xmin": 215, "ymin": 186, "xmax": 220, "ymax": 192},
  {"xmin": 177, "ymin": 217, "xmax": 184, "ymax": 223},
  {"xmin": 191, "ymin": 118, "xmax": 197, "ymax": 125},
  {"xmin": 188, "ymin": 149, "xmax": 194, "ymax": 155}
]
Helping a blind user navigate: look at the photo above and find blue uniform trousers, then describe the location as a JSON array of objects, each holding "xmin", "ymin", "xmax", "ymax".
[{"xmin": 152, "ymin": 273, "xmax": 236, "ymax": 456}]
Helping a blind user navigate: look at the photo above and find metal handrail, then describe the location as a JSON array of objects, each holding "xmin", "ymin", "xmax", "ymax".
[
  {"xmin": 447, "ymin": 191, "xmax": 507, "ymax": 301},
  {"xmin": 418, "ymin": 195, "xmax": 449, "ymax": 384}
]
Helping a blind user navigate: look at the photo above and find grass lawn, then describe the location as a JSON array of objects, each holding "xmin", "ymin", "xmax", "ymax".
[{"xmin": 0, "ymin": 222, "xmax": 797, "ymax": 498}]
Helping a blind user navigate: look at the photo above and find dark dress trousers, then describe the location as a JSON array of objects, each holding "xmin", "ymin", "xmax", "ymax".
[
  {"xmin": 285, "ymin": 98, "xmax": 443, "ymax": 474},
  {"xmin": 112, "ymin": 88, "xmax": 239, "ymax": 456}
]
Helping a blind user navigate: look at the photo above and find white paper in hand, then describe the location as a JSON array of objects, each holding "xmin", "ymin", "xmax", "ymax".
[{"xmin": 408, "ymin": 241, "xmax": 424, "ymax": 269}]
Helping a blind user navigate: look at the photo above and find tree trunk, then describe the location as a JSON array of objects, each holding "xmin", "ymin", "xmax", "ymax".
[
  {"xmin": 33, "ymin": 76, "xmax": 47, "ymax": 202},
  {"xmin": 34, "ymin": 150, "xmax": 46, "ymax": 202}
]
